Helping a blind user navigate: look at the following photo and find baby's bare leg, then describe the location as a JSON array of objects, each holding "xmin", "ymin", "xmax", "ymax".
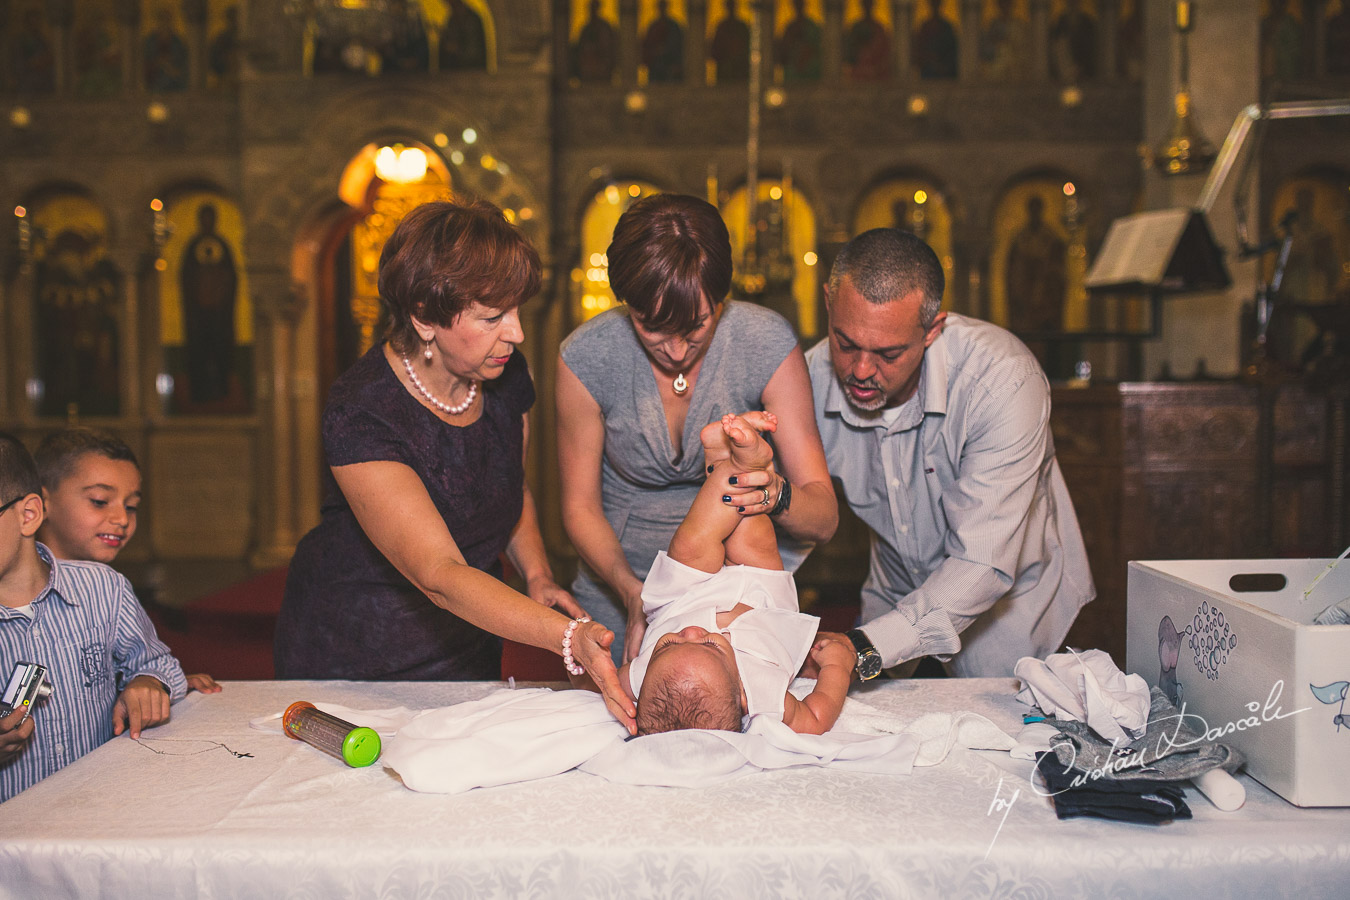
[
  {"xmin": 667, "ymin": 462, "xmax": 743, "ymax": 573},
  {"xmin": 669, "ymin": 413, "xmax": 783, "ymax": 572}
]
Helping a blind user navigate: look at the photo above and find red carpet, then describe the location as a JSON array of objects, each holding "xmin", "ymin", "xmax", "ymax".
[{"xmin": 147, "ymin": 567, "xmax": 286, "ymax": 680}]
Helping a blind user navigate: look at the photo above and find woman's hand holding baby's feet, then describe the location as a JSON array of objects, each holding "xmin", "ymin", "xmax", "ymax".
[{"xmin": 719, "ymin": 412, "xmax": 777, "ymax": 472}]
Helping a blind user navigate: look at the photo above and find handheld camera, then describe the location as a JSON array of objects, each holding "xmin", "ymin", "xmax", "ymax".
[{"xmin": 1, "ymin": 661, "xmax": 53, "ymax": 720}]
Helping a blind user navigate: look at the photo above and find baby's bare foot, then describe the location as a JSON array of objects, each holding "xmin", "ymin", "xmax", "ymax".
[
  {"xmin": 720, "ymin": 412, "xmax": 776, "ymax": 471},
  {"xmin": 700, "ymin": 419, "xmax": 735, "ymax": 468}
]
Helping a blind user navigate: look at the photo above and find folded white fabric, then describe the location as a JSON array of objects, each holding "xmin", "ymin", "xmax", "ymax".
[
  {"xmin": 1013, "ymin": 648, "xmax": 1150, "ymax": 744},
  {"xmin": 259, "ymin": 685, "xmax": 1016, "ymax": 794},
  {"xmin": 387, "ymin": 689, "xmax": 629, "ymax": 793}
]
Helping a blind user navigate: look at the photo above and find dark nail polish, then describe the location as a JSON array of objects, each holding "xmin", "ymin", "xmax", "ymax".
[
  {"xmin": 728, "ymin": 476, "xmax": 739, "ymax": 485},
  {"xmin": 737, "ymin": 507, "xmax": 745, "ymax": 512},
  {"xmin": 707, "ymin": 465, "xmax": 714, "ymax": 473},
  {"xmin": 722, "ymin": 495, "xmax": 731, "ymax": 502}
]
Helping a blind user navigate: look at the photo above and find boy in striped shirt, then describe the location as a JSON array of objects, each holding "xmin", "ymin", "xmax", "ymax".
[{"xmin": 0, "ymin": 432, "xmax": 187, "ymax": 802}]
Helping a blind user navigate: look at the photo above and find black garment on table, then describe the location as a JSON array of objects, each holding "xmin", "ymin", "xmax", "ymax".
[
  {"xmin": 1035, "ymin": 752, "xmax": 1192, "ymax": 825},
  {"xmin": 275, "ymin": 344, "xmax": 533, "ymax": 680}
]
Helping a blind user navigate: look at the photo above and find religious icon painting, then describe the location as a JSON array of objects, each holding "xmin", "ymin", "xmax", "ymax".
[
  {"xmin": 776, "ymin": 0, "xmax": 825, "ymax": 83},
  {"xmin": 990, "ymin": 179, "xmax": 1086, "ymax": 335},
  {"xmin": 9, "ymin": 0, "xmax": 56, "ymax": 94},
  {"xmin": 638, "ymin": 0, "xmax": 687, "ymax": 85},
  {"xmin": 722, "ymin": 181, "xmax": 819, "ymax": 337},
  {"xmin": 708, "ymin": 0, "xmax": 752, "ymax": 83},
  {"xmin": 27, "ymin": 193, "xmax": 122, "ymax": 419},
  {"xmin": 912, "ymin": 0, "xmax": 960, "ymax": 80},
  {"xmin": 158, "ymin": 194, "xmax": 254, "ymax": 415},
  {"xmin": 571, "ymin": 0, "xmax": 620, "ymax": 84},
  {"xmin": 852, "ymin": 178, "xmax": 954, "ymax": 313},
  {"xmin": 422, "ymin": 0, "xmax": 495, "ymax": 73},
  {"xmin": 842, "ymin": 0, "xmax": 894, "ymax": 81},
  {"xmin": 141, "ymin": 0, "xmax": 190, "ymax": 92},
  {"xmin": 1266, "ymin": 173, "xmax": 1350, "ymax": 367},
  {"xmin": 207, "ymin": 2, "xmax": 243, "ymax": 89},
  {"xmin": 73, "ymin": 0, "xmax": 122, "ymax": 99}
]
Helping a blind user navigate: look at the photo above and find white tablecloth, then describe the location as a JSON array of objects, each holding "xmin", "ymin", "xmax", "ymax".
[{"xmin": 1, "ymin": 678, "xmax": 1348, "ymax": 899}]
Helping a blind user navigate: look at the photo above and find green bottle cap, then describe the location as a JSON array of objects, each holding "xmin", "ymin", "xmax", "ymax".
[{"xmin": 341, "ymin": 726, "xmax": 382, "ymax": 768}]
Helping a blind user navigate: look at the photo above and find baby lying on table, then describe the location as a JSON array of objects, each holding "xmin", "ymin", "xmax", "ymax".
[{"xmin": 617, "ymin": 412, "xmax": 857, "ymax": 736}]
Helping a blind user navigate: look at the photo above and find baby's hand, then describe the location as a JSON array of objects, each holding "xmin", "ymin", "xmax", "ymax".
[
  {"xmin": 113, "ymin": 675, "xmax": 172, "ymax": 739},
  {"xmin": 809, "ymin": 633, "xmax": 857, "ymax": 674}
]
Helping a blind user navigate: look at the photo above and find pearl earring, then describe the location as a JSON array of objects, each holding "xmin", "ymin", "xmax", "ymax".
[{"xmin": 423, "ymin": 338, "xmax": 434, "ymax": 361}]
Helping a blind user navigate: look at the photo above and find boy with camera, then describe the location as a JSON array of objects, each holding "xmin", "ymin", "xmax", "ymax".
[{"xmin": 0, "ymin": 432, "xmax": 187, "ymax": 803}]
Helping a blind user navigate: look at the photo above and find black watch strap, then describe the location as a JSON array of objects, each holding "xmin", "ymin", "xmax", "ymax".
[{"xmin": 845, "ymin": 628, "xmax": 883, "ymax": 681}]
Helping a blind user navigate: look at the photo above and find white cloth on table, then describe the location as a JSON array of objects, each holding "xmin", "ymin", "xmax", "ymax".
[
  {"xmin": 254, "ymin": 683, "xmax": 1016, "ymax": 794},
  {"xmin": 628, "ymin": 551, "xmax": 819, "ymax": 723},
  {"xmin": 1013, "ymin": 648, "xmax": 1150, "ymax": 744}
]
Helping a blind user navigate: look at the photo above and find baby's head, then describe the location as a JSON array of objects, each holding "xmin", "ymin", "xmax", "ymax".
[
  {"xmin": 34, "ymin": 428, "xmax": 141, "ymax": 564},
  {"xmin": 635, "ymin": 626, "xmax": 747, "ymax": 736},
  {"xmin": 0, "ymin": 431, "xmax": 44, "ymax": 575}
]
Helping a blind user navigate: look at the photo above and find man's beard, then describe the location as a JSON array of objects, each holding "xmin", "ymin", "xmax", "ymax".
[{"xmin": 842, "ymin": 376, "xmax": 888, "ymax": 412}]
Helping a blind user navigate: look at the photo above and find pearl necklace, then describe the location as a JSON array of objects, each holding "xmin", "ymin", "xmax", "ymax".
[{"xmin": 402, "ymin": 355, "xmax": 477, "ymax": 416}]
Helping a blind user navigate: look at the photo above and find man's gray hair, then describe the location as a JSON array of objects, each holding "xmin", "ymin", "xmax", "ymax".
[{"xmin": 828, "ymin": 228, "xmax": 945, "ymax": 328}]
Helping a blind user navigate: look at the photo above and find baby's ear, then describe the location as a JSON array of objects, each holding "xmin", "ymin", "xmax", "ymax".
[{"xmin": 617, "ymin": 661, "xmax": 637, "ymax": 702}]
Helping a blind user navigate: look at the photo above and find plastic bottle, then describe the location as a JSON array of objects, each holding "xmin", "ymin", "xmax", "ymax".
[{"xmin": 282, "ymin": 701, "xmax": 382, "ymax": 767}]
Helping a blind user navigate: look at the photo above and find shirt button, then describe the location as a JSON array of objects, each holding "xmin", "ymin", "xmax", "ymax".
[
  {"xmin": 910, "ymin": 567, "xmax": 919, "ymax": 574},
  {"xmin": 899, "ymin": 525, "xmax": 909, "ymax": 534},
  {"xmin": 890, "ymin": 478, "xmax": 900, "ymax": 488}
]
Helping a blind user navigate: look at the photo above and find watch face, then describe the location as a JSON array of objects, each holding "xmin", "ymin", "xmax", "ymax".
[{"xmin": 857, "ymin": 652, "xmax": 883, "ymax": 680}]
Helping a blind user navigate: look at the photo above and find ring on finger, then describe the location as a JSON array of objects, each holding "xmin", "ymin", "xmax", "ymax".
[{"xmin": 761, "ymin": 487, "xmax": 771, "ymax": 505}]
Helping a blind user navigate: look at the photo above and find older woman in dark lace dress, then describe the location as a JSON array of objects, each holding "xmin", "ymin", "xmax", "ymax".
[{"xmin": 275, "ymin": 200, "xmax": 634, "ymax": 731}]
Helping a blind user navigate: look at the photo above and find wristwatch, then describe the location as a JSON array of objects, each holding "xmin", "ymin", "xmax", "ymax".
[{"xmin": 846, "ymin": 628, "xmax": 883, "ymax": 681}]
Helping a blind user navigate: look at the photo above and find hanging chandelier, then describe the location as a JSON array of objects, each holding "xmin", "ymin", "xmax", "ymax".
[{"xmin": 733, "ymin": 4, "xmax": 795, "ymax": 303}]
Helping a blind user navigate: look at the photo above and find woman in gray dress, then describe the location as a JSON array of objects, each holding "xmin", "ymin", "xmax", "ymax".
[{"xmin": 557, "ymin": 194, "xmax": 837, "ymax": 661}]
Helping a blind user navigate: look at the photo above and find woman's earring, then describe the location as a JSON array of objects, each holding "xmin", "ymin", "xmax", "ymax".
[{"xmin": 423, "ymin": 338, "xmax": 434, "ymax": 361}]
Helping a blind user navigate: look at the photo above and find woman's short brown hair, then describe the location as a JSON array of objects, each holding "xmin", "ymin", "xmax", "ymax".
[
  {"xmin": 379, "ymin": 199, "xmax": 541, "ymax": 353},
  {"xmin": 606, "ymin": 194, "xmax": 732, "ymax": 335}
]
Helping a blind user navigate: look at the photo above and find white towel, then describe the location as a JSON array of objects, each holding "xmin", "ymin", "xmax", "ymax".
[
  {"xmin": 258, "ymin": 685, "xmax": 1017, "ymax": 794},
  {"xmin": 1013, "ymin": 648, "xmax": 1151, "ymax": 744}
]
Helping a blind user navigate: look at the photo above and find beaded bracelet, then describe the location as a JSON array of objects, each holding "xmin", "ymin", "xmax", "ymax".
[{"xmin": 562, "ymin": 616, "xmax": 591, "ymax": 676}]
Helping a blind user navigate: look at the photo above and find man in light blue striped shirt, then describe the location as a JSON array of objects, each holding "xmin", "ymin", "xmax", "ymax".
[
  {"xmin": 806, "ymin": 229, "xmax": 1095, "ymax": 678},
  {"xmin": 0, "ymin": 433, "xmax": 187, "ymax": 803}
]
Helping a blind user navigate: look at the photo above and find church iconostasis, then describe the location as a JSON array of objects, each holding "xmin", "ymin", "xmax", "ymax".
[{"xmin": 157, "ymin": 193, "xmax": 253, "ymax": 415}]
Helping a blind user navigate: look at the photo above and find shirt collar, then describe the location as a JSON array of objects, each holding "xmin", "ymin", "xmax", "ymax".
[{"xmin": 34, "ymin": 542, "xmax": 76, "ymax": 607}]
